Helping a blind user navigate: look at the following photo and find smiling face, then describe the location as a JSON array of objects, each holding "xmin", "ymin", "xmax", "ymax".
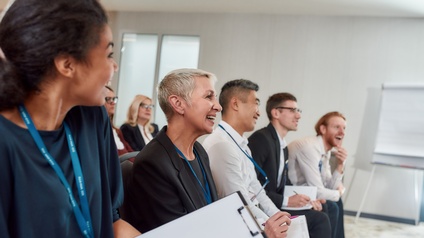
[
  {"xmin": 274, "ymin": 100, "xmax": 301, "ymax": 135},
  {"xmin": 238, "ymin": 90, "xmax": 261, "ymax": 133},
  {"xmin": 104, "ymin": 89, "xmax": 116, "ymax": 117},
  {"xmin": 73, "ymin": 25, "xmax": 118, "ymax": 106},
  {"xmin": 184, "ymin": 76, "xmax": 222, "ymax": 136},
  {"xmin": 320, "ymin": 116, "xmax": 346, "ymax": 150}
]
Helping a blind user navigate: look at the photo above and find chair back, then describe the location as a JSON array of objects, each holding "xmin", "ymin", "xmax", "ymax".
[
  {"xmin": 119, "ymin": 151, "xmax": 139, "ymax": 163},
  {"xmin": 118, "ymin": 151, "xmax": 139, "ymax": 220}
]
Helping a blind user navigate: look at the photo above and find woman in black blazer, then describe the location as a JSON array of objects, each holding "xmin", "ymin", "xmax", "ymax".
[
  {"xmin": 120, "ymin": 94, "xmax": 159, "ymax": 151},
  {"xmin": 124, "ymin": 69, "xmax": 222, "ymax": 233}
]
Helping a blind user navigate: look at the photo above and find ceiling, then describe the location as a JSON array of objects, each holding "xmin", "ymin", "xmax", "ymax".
[{"xmin": 2, "ymin": 0, "xmax": 424, "ymax": 17}]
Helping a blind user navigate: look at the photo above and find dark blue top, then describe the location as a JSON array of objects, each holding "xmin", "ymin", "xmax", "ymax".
[{"xmin": 0, "ymin": 106, "xmax": 123, "ymax": 238}]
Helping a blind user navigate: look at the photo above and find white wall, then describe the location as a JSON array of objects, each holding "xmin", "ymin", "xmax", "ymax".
[{"xmin": 109, "ymin": 12, "xmax": 424, "ymax": 221}]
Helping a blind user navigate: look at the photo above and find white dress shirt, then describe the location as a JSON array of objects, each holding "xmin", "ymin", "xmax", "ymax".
[
  {"xmin": 276, "ymin": 133, "xmax": 287, "ymax": 188},
  {"xmin": 203, "ymin": 121, "xmax": 280, "ymax": 222},
  {"xmin": 137, "ymin": 124, "xmax": 153, "ymax": 144},
  {"xmin": 276, "ymin": 132, "xmax": 289, "ymax": 207},
  {"xmin": 288, "ymin": 135, "xmax": 343, "ymax": 201},
  {"xmin": 112, "ymin": 128, "xmax": 124, "ymax": 150}
]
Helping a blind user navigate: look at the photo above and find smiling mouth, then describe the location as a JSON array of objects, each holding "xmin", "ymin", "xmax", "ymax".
[
  {"xmin": 207, "ymin": 115, "xmax": 216, "ymax": 121},
  {"xmin": 336, "ymin": 136, "xmax": 343, "ymax": 140}
]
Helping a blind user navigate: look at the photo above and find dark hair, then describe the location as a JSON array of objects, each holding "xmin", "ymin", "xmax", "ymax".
[
  {"xmin": 219, "ymin": 79, "xmax": 259, "ymax": 115},
  {"xmin": 266, "ymin": 92, "xmax": 297, "ymax": 121},
  {"xmin": 0, "ymin": 0, "xmax": 108, "ymax": 111},
  {"xmin": 314, "ymin": 111, "xmax": 346, "ymax": 135}
]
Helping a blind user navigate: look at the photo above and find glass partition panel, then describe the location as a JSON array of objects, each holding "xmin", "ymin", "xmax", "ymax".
[
  {"xmin": 115, "ymin": 34, "xmax": 158, "ymax": 127},
  {"xmin": 154, "ymin": 35, "xmax": 200, "ymax": 129}
]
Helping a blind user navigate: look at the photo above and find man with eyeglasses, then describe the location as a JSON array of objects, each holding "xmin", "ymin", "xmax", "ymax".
[
  {"xmin": 248, "ymin": 93, "xmax": 331, "ymax": 238},
  {"xmin": 104, "ymin": 86, "xmax": 134, "ymax": 156},
  {"xmin": 288, "ymin": 111, "xmax": 347, "ymax": 238},
  {"xmin": 203, "ymin": 79, "xmax": 291, "ymax": 236}
]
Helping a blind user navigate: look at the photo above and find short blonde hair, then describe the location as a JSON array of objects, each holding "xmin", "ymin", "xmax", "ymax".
[{"xmin": 158, "ymin": 68, "xmax": 217, "ymax": 121}]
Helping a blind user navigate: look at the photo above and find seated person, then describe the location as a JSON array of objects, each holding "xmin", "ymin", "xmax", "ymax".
[
  {"xmin": 124, "ymin": 69, "xmax": 221, "ymax": 233},
  {"xmin": 0, "ymin": 0, "xmax": 139, "ymax": 236},
  {"xmin": 120, "ymin": 94, "xmax": 159, "ymax": 151},
  {"xmin": 104, "ymin": 86, "xmax": 133, "ymax": 157},
  {"xmin": 203, "ymin": 79, "xmax": 293, "ymax": 234},
  {"xmin": 248, "ymin": 92, "xmax": 331, "ymax": 238},
  {"xmin": 124, "ymin": 70, "xmax": 291, "ymax": 238},
  {"xmin": 288, "ymin": 111, "xmax": 347, "ymax": 238}
]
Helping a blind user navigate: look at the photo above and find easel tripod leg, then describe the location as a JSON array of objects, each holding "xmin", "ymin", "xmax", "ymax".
[{"xmin": 355, "ymin": 164, "xmax": 376, "ymax": 223}]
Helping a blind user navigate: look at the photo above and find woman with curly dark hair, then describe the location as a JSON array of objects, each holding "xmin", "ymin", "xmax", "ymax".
[{"xmin": 0, "ymin": 0, "xmax": 140, "ymax": 237}]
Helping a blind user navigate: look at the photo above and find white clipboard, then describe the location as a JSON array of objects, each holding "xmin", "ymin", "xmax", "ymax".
[{"xmin": 138, "ymin": 192, "xmax": 264, "ymax": 238}]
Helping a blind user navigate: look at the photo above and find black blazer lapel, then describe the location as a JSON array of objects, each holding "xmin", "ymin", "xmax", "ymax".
[
  {"xmin": 266, "ymin": 124, "xmax": 281, "ymax": 184},
  {"xmin": 156, "ymin": 129, "xmax": 211, "ymax": 209},
  {"xmin": 194, "ymin": 142, "xmax": 218, "ymax": 202},
  {"xmin": 267, "ymin": 123, "xmax": 290, "ymax": 193}
]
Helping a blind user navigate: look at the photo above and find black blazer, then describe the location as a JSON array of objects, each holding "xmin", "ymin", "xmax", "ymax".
[
  {"xmin": 125, "ymin": 126, "xmax": 218, "ymax": 233},
  {"xmin": 120, "ymin": 123, "xmax": 159, "ymax": 151},
  {"xmin": 248, "ymin": 123, "xmax": 290, "ymax": 207}
]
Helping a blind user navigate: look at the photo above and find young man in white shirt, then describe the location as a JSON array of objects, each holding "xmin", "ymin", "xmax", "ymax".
[
  {"xmin": 288, "ymin": 111, "xmax": 347, "ymax": 238},
  {"xmin": 203, "ymin": 79, "xmax": 329, "ymax": 237}
]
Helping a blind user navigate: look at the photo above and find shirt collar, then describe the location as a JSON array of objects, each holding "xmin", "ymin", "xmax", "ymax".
[
  {"xmin": 219, "ymin": 121, "xmax": 249, "ymax": 149},
  {"xmin": 317, "ymin": 135, "xmax": 331, "ymax": 159},
  {"xmin": 275, "ymin": 128, "xmax": 287, "ymax": 149}
]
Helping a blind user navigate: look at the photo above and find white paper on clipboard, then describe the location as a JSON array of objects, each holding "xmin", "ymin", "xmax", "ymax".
[{"xmin": 138, "ymin": 191, "xmax": 264, "ymax": 238}]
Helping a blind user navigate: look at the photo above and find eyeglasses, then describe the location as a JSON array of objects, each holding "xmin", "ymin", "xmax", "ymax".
[
  {"xmin": 139, "ymin": 103, "xmax": 154, "ymax": 110},
  {"xmin": 275, "ymin": 106, "xmax": 302, "ymax": 114},
  {"xmin": 105, "ymin": 96, "xmax": 118, "ymax": 104}
]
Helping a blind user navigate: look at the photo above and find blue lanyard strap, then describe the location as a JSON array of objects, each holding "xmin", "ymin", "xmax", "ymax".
[
  {"xmin": 175, "ymin": 146, "xmax": 212, "ymax": 205},
  {"xmin": 19, "ymin": 105, "xmax": 93, "ymax": 238},
  {"xmin": 218, "ymin": 124, "xmax": 270, "ymax": 200},
  {"xmin": 319, "ymin": 155, "xmax": 324, "ymax": 172}
]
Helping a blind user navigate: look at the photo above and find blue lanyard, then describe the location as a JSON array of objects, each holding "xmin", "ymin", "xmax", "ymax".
[
  {"xmin": 218, "ymin": 124, "xmax": 270, "ymax": 200},
  {"xmin": 19, "ymin": 105, "xmax": 93, "ymax": 238},
  {"xmin": 175, "ymin": 146, "xmax": 212, "ymax": 205},
  {"xmin": 319, "ymin": 160, "xmax": 323, "ymax": 172},
  {"xmin": 319, "ymin": 154, "xmax": 325, "ymax": 172}
]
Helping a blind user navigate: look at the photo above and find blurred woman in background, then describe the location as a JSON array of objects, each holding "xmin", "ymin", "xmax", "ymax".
[
  {"xmin": 104, "ymin": 86, "xmax": 133, "ymax": 157},
  {"xmin": 120, "ymin": 94, "xmax": 159, "ymax": 151}
]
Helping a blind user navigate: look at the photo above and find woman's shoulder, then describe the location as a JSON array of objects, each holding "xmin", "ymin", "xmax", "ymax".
[
  {"xmin": 67, "ymin": 106, "xmax": 106, "ymax": 121},
  {"xmin": 0, "ymin": 113, "xmax": 25, "ymax": 146},
  {"xmin": 120, "ymin": 122, "xmax": 136, "ymax": 130},
  {"xmin": 65, "ymin": 106, "xmax": 109, "ymax": 135}
]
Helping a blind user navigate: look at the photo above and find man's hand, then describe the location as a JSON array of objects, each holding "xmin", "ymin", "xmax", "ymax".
[
  {"xmin": 338, "ymin": 184, "xmax": 345, "ymax": 197},
  {"xmin": 310, "ymin": 200, "xmax": 323, "ymax": 211},
  {"xmin": 287, "ymin": 194, "xmax": 311, "ymax": 208},
  {"xmin": 264, "ymin": 211, "xmax": 291, "ymax": 238},
  {"xmin": 334, "ymin": 146, "xmax": 347, "ymax": 173}
]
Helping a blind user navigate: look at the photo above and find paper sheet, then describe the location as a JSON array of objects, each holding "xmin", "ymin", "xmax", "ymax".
[
  {"xmin": 282, "ymin": 186, "xmax": 317, "ymax": 211},
  {"xmin": 287, "ymin": 215, "xmax": 309, "ymax": 238}
]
